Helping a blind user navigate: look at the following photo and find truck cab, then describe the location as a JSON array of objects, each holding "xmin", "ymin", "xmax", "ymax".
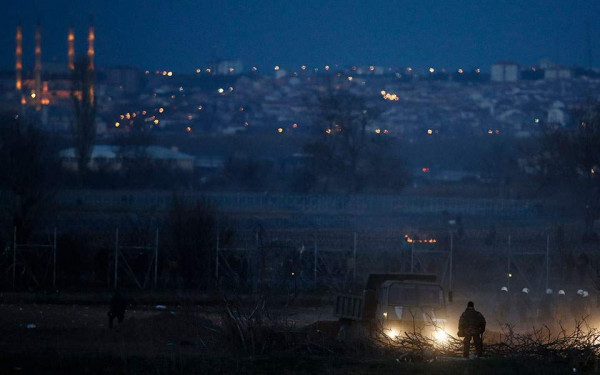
[
  {"xmin": 335, "ymin": 273, "xmax": 448, "ymax": 341},
  {"xmin": 375, "ymin": 279, "xmax": 446, "ymax": 338}
]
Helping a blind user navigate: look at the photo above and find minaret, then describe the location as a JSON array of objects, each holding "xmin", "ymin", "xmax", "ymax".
[
  {"xmin": 15, "ymin": 22, "xmax": 22, "ymax": 91},
  {"xmin": 87, "ymin": 15, "xmax": 95, "ymax": 104},
  {"xmin": 87, "ymin": 16, "xmax": 95, "ymax": 71},
  {"xmin": 34, "ymin": 19, "xmax": 42, "ymax": 111},
  {"xmin": 68, "ymin": 24, "xmax": 75, "ymax": 71}
]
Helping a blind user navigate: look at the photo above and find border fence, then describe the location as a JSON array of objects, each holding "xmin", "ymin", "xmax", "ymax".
[{"xmin": 3, "ymin": 224, "xmax": 597, "ymax": 299}]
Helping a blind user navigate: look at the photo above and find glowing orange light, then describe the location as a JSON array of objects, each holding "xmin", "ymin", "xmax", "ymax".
[{"xmin": 404, "ymin": 234, "xmax": 437, "ymax": 243}]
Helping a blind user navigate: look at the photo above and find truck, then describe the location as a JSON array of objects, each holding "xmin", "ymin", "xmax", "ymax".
[{"xmin": 334, "ymin": 273, "xmax": 449, "ymax": 342}]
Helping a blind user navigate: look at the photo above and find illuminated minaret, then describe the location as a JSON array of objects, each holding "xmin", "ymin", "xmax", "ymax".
[
  {"xmin": 87, "ymin": 16, "xmax": 95, "ymax": 71},
  {"xmin": 68, "ymin": 24, "xmax": 75, "ymax": 71},
  {"xmin": 15, "ymin": 22, "xmax": 23, "ymax": 91},
  {"xmin": 34, "ymin": 19, "xmax": 42, "ymax": 111},
  {"xmin": 87, "ymin": 15, "xmax": 95, "ymax": 104}
]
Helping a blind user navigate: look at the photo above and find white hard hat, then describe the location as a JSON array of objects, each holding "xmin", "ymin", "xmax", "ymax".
[
  {"xmin": 546, "ymin": 288, "xmax": 553, "ymax": 294},
  {"xmin": 577, "ymin": 289, "xmax": 585, "ymax": 295},
  {"xmin": 583, "ymin": 291, "xmax": 589, "ymax": 297},
  {"xmin": 501, "ymin": 286, "xmax": 508, "ymax": 292},
  {"xmin": 522, "ymin": 288, "xmax": 530, "ymax": 294},
  {"xmin": 558, "ymin": 290, "xmax": 566, "ymax": 295}
]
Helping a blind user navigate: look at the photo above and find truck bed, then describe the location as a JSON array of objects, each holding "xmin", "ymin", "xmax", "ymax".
[{"xmin": 334, "ymin": 293, "xmax": 364, "ymax": 320}]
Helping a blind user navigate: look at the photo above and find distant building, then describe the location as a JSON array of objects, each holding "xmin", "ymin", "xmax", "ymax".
[
  {"xmin": 215, "ymin": 60, "xmax": 243, "ymax": 75},
  {"xmin": 544, "ymin": 66, "xmax": 573, "ymax": 80},
  {"xmin": 59, "ymin": 145, "xmax": 195, "ymax": 172},
  {"xmin": 104, "ymin": 66, "xmax": 144, "ymax": 94},
  {"xmin": 547, "ymin": 101, "xmax": 567, "ymax": 126},
  {"xmin": 491, "ymin": 62, "xmax": 520, "ymax": 82}
]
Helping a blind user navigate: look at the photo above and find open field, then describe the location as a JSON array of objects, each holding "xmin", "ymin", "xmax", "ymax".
[{"xmin": 0, "ymin": 294, "xmax": 595, "ymax": 374}]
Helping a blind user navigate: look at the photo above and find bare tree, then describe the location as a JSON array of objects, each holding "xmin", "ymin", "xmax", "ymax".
[
  {"xmin": 303, "ymin": 86, "xmax": 406, "ymax": 193},
  {"xmin": 526, "ymin": 100, "xmax": 600, "ymax": 241},
  {"xmin": 304, "ymin": 88, "xmax": 375, "ymax": 192},
  {"xmin": 0, "ymin": 112, "xmax": 57, "ymax": 242},
  {"xmin": 71, "ymin": 56, "xmax": 96, "ymax": 174}
]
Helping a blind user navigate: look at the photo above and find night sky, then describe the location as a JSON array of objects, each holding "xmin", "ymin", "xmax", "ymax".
[{"xmin": 2, "ymin": 0, "xmax": 599, "ymax": 73}]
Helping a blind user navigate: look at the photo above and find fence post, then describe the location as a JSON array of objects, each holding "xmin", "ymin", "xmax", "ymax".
[
  {"xmin": 53, "ymin": 228, "xmax": 57, "ymax": 288},
  {"xmin": 546, "ymin": 234, "xmax": 550, "ymax": 290},
  {"xmin": 353, "ymin": 232, "xmax": 357, "ymax": 282},
  {"xmin": 154, "ymin": 229, "xmax": 159, "ymax": 288},
  {"xmin": 215, "ymin": 231, "xmax": 220, "ymax": 286},
  {"xmin": 410, "ymin": 242, "xmax": 414, "ymax": 273},
  {"xmin": 12, "ymin": 226, "xmax": 16, "ymax": 289},
  {"xmin": 507, "ymin": 234, "xmax": 512, "ymax": 289},
  {"xmin": 449, "ymin": 232, "xmax": 453, "ymax": 302},
  {"xmin": 114, "ymin": 228, "xmax": 119, "ymax": 289},
  {"xmin": 313, "ymin": 232, "xmax": 318, "ymax": 284}
]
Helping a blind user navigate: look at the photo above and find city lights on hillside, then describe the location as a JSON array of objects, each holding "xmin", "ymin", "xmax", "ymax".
[
  {"xmin": 274, "ymin": 65, "xmax": 280, "ymax": 71},
  {"xmin": 458, "ymin": 68, "xmax": 464, "ymax": 74},
  {"xmin": 429, "ymin": 67, "xmax": 435, "ymax": 73}
]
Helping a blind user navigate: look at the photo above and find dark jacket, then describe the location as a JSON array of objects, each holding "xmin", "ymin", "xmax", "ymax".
[
  {"xmin": 458, "ymin": 307, "xmax": 486, "ymax": 336},
  {"xmin": 109, "ymin": 293, "xmax": 127, "ymax": 315}
]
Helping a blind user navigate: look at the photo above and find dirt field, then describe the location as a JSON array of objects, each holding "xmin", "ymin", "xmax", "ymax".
[{"xmin": 0, "ymin": 295, "xmax": 587, "ymax": 374}]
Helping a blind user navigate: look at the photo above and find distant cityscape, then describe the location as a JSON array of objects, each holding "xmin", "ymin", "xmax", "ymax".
[{"xmin": 1, "ymin": 20, "xmax": 599, "ymax": 188}]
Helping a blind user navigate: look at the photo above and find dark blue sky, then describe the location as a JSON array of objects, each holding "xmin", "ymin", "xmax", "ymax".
[{"xmin": 2, "ymin": 0, "xmax": 599, "ymax": 73}]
